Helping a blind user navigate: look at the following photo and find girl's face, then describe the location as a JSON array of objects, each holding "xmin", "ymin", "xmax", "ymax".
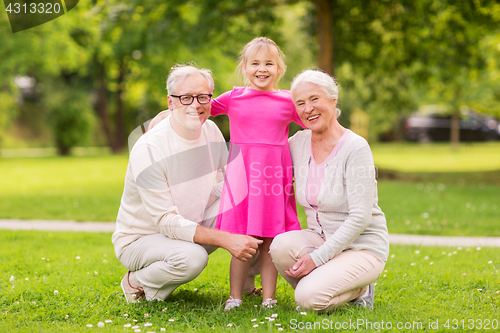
[{"xmin": 244, "ymin": 50, "xmax": 279, "ymax": 92}]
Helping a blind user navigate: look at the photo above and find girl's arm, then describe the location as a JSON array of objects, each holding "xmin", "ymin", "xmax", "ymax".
[
  {"xmin": 292, "ymin": 109, "xmax": 306, "ymax": 128},
  {"xmin": 147, "ymin": 110, "xmax": 170, "ymax": 131},
  {"xmin": 288, "ymin": 93, "xmax": 306, "ymax": 128},
  {"xmin": 210, "ymin": 90, "xmax": 232, "ymax": 117}
]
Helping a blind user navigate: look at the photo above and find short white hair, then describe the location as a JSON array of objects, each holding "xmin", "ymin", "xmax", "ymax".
[
  {"xmin": 291, "ymin": 69, "xmax": 341, "ymax": 118},
  {"xmin": 166, "ymin": 64, "xmax": 214, "ymax": 95}
]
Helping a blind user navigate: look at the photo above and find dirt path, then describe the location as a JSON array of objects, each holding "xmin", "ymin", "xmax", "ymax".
[{"xmin": 1, "ymin": 219, "xmax": 500, "ymax": 248}]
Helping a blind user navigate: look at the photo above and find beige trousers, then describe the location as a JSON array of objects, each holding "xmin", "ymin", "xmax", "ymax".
[
  {"xmin": 118, "ymin": 199, "xmax": 261, "ymax": 301},
  {"xmin": 270, "ymin": 229, "xmax": 385, "ymax": 312}
]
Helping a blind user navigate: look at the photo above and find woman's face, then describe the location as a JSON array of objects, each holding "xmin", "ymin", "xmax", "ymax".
[{"xmin": 292, "ymin": 81, "xmax": 337, "ymax": 134}]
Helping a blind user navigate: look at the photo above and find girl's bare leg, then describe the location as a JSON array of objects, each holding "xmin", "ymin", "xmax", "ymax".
[
  {"xmin": 259, "ymin": 237, "xmax": 277, "ymax": 302},
  {"xmin": 229, "ymin": 256, "xmax": 252, "ymax": 300}
]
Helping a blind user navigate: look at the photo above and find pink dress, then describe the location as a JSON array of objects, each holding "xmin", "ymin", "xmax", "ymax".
[{"xmin": 212, "ymin": 87, "xmax": 303, "ymax": 238}]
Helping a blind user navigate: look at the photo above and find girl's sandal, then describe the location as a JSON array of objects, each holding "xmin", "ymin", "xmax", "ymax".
[
  {"xmin": 224, "ymin": 297, "xmax": 242, "ymax": 311},
  {"xmin": 262, "ymin": 298, "xmax": 277, "ymax": 308}
]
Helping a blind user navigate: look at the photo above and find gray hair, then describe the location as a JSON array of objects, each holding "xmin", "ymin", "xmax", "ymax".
[
  {"xmin": 291, "ymin": 69, "xmax": 341, "ymax": 118},
  {"xmin": 166, "ymin": 64, "xmax": 214, "ymax": 95}
]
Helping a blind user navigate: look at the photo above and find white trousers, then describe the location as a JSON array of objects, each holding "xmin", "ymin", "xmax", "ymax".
[
  {"xmin": 118, "ymin": 200, "xmax": 259, "ymax": 301},
  {"xmin": 270, "ymin": 229, "xmax": 386, "ymax": 312},
  {"xmin": 118, "ymin": 201, "xmax": 220, "ymax": 301}
]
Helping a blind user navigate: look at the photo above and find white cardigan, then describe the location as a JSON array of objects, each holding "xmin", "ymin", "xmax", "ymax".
[{"xmin": 289, "ymin": 130, "xmax": 389, "ymax": 265}]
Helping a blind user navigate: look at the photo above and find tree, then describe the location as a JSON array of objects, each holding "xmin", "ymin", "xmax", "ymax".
[
  {"xmin": 304, "ymin": 0, "xmax": 500, "ymax": 143},
  {"xmin": 46, "ymin": 82, "xmax": 94, "ymax": 155}
]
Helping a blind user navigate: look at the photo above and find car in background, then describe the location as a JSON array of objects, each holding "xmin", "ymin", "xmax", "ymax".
[{"xmin": 403, "ymin": 108, "xmax": 500, "ymax": 142}]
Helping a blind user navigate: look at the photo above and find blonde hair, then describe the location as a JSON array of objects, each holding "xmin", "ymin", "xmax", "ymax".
[{"xmin": 237, "ymin": 37, "xmax": 286, "ymax": 88}]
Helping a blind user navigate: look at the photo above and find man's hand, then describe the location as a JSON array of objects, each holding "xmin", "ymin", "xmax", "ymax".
[
  {"xmin": 192, "ymin": 226, "xmax": 262, "ymax": 261},
  {"xmin": 147, "ymin": 110, "xmax": 170, "ymax": 131},
  {"xmin": 225, "ymin": 234, "xmax": 263, "ymax": 261},
  {"xmin": 285, "ymin": 253, "xmax": 317, "ymax": 279}
]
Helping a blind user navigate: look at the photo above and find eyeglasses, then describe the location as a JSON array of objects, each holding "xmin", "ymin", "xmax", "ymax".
[{"xmin": 170, "ymin": 94, "xmax": 212, "ymax": 105}]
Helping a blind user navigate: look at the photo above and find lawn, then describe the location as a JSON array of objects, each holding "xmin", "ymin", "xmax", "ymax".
[
  {"xmin": 1, "ymin": 144, "xmax": 499, "ymax": 332},
  {"xmin": 1, "ymin": 230, "xmax": 499, "ymax": 332},
  {"xmin": 371, "ymin": 141, "xmax": 500, "ymax": 172},
  {"xmin": 0, "ymin": 155, "xmax": 128, "ymax": 221},
  {"xmin": 1, "ymin": 143, "xmax": 500, "ymax": 236}
]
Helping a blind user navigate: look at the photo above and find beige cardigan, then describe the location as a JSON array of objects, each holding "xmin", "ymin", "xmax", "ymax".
[{"xmin": 289, "ymin": 129, "xmax": 389, "ymax": 265}]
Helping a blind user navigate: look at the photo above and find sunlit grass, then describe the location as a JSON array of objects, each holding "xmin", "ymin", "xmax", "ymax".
[
  {"xmin": 1, "ymin": 230, "xmax": 498, "ymax": 332},
  {"xmin": 0, "ymin": 155, "xmax": 127, "ymax": 221},
  {"xmin": 2, "ymin": 150, "xmax": 500, "ymax": 237},
  {"xmin": 379, "ymin": 181, "xmax": 500, "ymax": 236},
  {"xmin": 371, "ymin": 142, "xmax": 500, "ymax": 172}
]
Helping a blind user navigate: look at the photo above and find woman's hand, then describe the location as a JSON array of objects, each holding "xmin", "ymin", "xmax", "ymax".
[
  {"xmin": 285, "ymin": 253, "xmax": 317, "ymax": 279},
  {"xmin": 147, "ymin": 110, "xmax": 170, "ymax": 131}
]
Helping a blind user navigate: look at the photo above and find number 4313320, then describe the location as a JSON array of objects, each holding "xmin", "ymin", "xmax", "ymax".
[
  {"xmin": 6, "ymin": 2, "xmax": 62, "ymax": 14},
  {"xmin": 443, "ymin": 319, "xmax": 498, "ymax": 330}
]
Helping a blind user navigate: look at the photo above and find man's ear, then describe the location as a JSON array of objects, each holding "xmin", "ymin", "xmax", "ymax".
[{"xmin": 167, "ymin": 96, "xmax": 173, "ymax": 111}]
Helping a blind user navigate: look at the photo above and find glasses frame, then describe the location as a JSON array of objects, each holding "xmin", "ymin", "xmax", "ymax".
[{"xmin": 170, "ymin": 94, "xmax": 213, "ymax": 105}]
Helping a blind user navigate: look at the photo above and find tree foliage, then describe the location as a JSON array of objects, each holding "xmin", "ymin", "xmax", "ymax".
[{"xmin": 1, "ymin": 0, "xmax": 499, "ymax": 151}]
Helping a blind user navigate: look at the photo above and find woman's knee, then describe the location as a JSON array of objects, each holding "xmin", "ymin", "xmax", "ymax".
[
  {"xmin": 269, "ymin": 232, "xmax": 294, "ymax": 259},
  {"xmin": 295, "ymin": 283, "xmax": 334, "ymax": 312}
]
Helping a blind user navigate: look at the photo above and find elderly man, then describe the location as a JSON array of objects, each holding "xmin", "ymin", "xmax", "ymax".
[{"xmin": 112, "ymin": 64, "xmax": 262, "ymax": 303}]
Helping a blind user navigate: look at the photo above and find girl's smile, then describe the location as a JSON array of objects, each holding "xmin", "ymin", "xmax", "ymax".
[{"xmin": 244, "ymin": 51, "xmax": 279, "ymax": 92}]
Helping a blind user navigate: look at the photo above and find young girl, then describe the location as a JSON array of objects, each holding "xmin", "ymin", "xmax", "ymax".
[{"xmin": 211, "ymin": 37, "xmax": 303, "ymax": 310}]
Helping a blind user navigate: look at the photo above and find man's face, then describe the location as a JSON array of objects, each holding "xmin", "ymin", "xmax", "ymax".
[{"xmin": 168, "ymin": 74, "xmax": 212, "ymax": 138}]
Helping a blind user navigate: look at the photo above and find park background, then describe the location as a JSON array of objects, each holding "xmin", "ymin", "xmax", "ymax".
[{"xmin": 1, "ymin": 0, "xmax": 500, "ymax": 332}]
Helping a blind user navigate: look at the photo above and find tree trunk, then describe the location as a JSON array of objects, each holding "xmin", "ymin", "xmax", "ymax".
[
  {"xmin": 95, "ymin": 60, "xmax": 118, "ymax": 153},
  {"xmin": 450, "ymin": 109, "xmax": 460, "ymax": 151},
  {"xmin": 115, "ymin": 59, "xmax": 128, "ymax": 152},
  {"xmin": 315, "ymin": 0, "xmax": 335, "ymax": 75}
]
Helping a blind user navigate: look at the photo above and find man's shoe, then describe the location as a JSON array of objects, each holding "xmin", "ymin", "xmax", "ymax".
[
  {"xmin": 121, "ymin": 272, "xmax": 145, "ymax": 303},
  {"xmin": 242, "ymin": 276, "xmax": 262, "ymax": 297},
  {"xmin": 349, "ymin": 283, "xmax": 374, "ymax": 310},
  {"xmin": 244, "ymin": 287, "xmax": 262, "ymax": 297}
]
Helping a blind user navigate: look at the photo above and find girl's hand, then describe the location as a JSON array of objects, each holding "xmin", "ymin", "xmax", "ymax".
[
  {"xmin": 285, "ymin": 253, "xmax": 317, "ymax": 279},
  {"xmin": 147, "ymin": 110, "xmax": 170, "ymax": 131}
]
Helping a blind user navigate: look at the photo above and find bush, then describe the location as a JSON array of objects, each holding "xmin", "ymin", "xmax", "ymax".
[{"xmin": 46, "ymin": 85, "xmax": 94, "ymax": 155}]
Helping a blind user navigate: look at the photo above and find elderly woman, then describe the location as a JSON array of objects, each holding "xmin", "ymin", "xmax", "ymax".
[{"xmin": 269, "ymin": 70, "xmax": 389, "ymax": 312}]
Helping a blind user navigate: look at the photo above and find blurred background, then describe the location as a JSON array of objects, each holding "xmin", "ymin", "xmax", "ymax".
[{"xmin": 1, "ymin": 0, "xmax": 499, "ymax": 155}]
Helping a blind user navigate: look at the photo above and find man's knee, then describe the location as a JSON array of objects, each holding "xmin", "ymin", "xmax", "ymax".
[
  {"xmin": 155, "ymin": 244, "xmax": 209, "ymax": 283},
  {"xmin": 183, "ymin": 245, "xmax": 209, "ymax": 281}
]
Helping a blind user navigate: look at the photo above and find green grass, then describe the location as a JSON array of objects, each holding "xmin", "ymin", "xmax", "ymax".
[
  {"xmin": 0, "ymin": 155, "xmax": 127, "ymax": 221},
  {"xmin": 371, "ymin": 142, "xmax": 500, "ymax": 172},
  {"xmin": 2, "ymin": 146, "xmax": 500, "ymax": 236},
  {"xmin": 1, "ymin": 230, "xmax": 499, "ymax": 332},
  {"xmin": 379, "ymin": 181, "xmax": 500, "ymax": 236},
  {"xmin": 295, "ymin": 177, "xmax": 500, "ymax": 237}
]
